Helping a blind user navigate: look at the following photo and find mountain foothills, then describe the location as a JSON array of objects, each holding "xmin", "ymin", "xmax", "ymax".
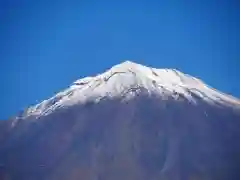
[{"xmin": 0, "ymin": 61, "xmax": 240, "ymax": 180}]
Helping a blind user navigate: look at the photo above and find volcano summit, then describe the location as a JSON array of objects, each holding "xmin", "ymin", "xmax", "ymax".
[{"xmin": 0, "ymin": 61, "xmax": 240, "ymax": 180}]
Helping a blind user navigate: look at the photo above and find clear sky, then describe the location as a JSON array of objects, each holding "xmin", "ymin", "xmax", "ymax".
[{"xmin": 0, "ymin": 0, "xmax": 239, "ymax": 119}]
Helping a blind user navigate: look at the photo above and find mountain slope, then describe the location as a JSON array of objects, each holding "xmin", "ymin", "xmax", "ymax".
[{"xmin": 0, "ymin": 61, "xmax": 240, "ymax": 180}]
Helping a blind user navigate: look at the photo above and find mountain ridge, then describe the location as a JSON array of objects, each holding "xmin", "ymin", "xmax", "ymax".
[{"xmin": 22, "ymin": 61, "xmax": 239, "ymax": 119}]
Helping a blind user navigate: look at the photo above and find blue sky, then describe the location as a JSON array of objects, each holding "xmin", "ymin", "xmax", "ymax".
[{"xmin": 0, "ymin": 0, "xmax": 239, "ymax": 119}]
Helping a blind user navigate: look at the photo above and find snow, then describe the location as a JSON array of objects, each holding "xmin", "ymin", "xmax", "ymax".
[{"xmin": 24, "ymin": 61, "xmax": 240, "ymax": 118}]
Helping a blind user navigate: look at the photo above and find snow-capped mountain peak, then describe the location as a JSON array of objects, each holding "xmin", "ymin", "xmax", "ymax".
[
  {"xmin": 108, "ymin": 60, "xmax": 203, "ymax": 86},
  {"xmin": 4, "ymin": 61, "xmax": 240, "ymax": 180},
  {"xmin": 24, "ymin": 61, "xmax": 239, "ymax": 118}
]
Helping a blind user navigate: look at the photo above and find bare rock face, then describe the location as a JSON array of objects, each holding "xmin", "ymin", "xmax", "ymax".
[{"xmin": 0, "ymin": 61, "xmax": 240, "ymax": 180}]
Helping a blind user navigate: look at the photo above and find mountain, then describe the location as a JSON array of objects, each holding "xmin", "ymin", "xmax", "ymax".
[{"xmin": 0, "ymin": 61, "xmax": 240, "ymax": 180}]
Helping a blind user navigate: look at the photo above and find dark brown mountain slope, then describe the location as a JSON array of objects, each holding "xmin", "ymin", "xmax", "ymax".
[{"xmin": 0, "ymin": 94, "xmax": 240, "ymax": 180}]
